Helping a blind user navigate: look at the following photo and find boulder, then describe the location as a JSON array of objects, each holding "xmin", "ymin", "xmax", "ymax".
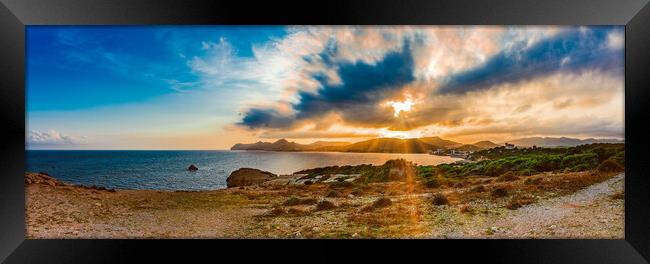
[
  {"xmin": 226, "ymin": 168, "xmax": 277, "ymax": 188},
  {"xmin": 188, "ymin": 164, "xmax": 199, "ymax": 171},
  {"xmin": 25, "ymin": 172, "xmax": 65, "ymax": 186}
]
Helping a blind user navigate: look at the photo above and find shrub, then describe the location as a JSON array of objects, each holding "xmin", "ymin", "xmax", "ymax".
[
  {"xmin": 267, "ymin": 206, "xmax": 285, "ymax": 216},
  {"xmin": 597, "ymin": 159, "xmax": 624, "ymax": 173},
  {"xmin": 372, "ymin": 197, "xmax": 393, "ymax": 208},
  {"xmin": 431, "ymin": 193, "xmax": 449, "ymax": 205},
  {"xmin": 506, "ymin": 196, "xmax": 535, "ymax": 210},
  {"xmin": 423, "ymin": 177, "xmax": 440, "ymax": 188},
  {"xmin": 561, "ymin": 153, "xmax": 598, "ymax": 169},
  {"xmin": 496, "ymin": 171, "xmax": 519, "ymax": 182},
  {"xmin": 316, "ymin": 200, "xmax": 337, "ymax": 211},
  {"xmin": 490, "ymin": 187, "xmax": 508, "ymax": 198}
]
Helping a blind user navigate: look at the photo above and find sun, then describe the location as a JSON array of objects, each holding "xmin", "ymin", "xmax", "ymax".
[{"xmin": 387, "ymin": 98, "xmax": 415, "ymax": 117}]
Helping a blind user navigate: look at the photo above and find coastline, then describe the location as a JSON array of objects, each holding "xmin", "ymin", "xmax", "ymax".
[{"xmin": 26, "ymin": 169, "xmax": 624, "ymax": 238}]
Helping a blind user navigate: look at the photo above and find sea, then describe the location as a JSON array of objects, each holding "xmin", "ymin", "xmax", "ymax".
[{"xmin": 26, "ymin": 150, "xmax": 461, "ymax": 191}]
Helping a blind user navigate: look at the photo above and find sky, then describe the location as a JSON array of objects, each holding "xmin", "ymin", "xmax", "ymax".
[{"xmin": 26, "ymin": 26, "xmax": 625, "ymax": 150}]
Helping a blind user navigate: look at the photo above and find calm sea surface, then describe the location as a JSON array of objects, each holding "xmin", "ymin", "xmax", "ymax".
[{"xmin": 26, "ymin": 150, "xmax": 461, "ymax": 191}]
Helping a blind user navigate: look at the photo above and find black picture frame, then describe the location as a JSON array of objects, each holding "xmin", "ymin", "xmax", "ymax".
[{"xmin": 1, "ymin": 0, "xmax": 649, "ymax": 263}]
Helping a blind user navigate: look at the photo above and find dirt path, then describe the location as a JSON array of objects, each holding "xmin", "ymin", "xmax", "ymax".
[{"xmin": 483, "ymin": 173, "xmax": 624, "ymax": 238}]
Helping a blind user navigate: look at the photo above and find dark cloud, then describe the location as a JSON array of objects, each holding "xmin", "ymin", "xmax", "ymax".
[
  {"xmin": 240, "ymin": 42, "xmax": 416, "ymax": 129},
  {"xmin": 437, "ymin": 27, "xmax": 623, "ymax": 94},
  {"xmin": 238, "ymin": 108, "xmax": 295, "ymax": 128}
]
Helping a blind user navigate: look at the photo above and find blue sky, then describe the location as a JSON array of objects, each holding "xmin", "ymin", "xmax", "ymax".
[
  {"xmin": 26, "ymin": 26, "xmax": 624, "ymax": 149},
  {"xmin": 27, "ymin": 26, "xmax": 287, "ymax": 111}
]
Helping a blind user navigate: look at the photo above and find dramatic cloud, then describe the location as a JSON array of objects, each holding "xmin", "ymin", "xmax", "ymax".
[
  {"xmin": 230, "ymin": 26, "xmax": 624, "ymax": 141},
  {"xmin": 239, "ymin": 42, "xmax": 416, "ymax": 130},
  {"xmin": 437, "ymin": 26, "xmax": 623, "ymax": 94}
]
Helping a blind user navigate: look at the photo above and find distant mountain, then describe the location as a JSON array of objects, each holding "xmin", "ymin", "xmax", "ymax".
[
  {"xmin": 472, "ymin": 141, "xmax": 500, "ymax": 149},
  {"xmin": 327, "ymin": 138, "xmax": 443, "ymax": 153},
  {"xmin": 231, "ymin": 136, "xmax": 623, "ymax": 153},
  {"xmin": 231, "ymin": 139, "xmax": 349, "ymax": 151},
  {"xmin": 304, "ymin": 141, "xmax": 350, "ymax": 149},
  {"xmin": 419, "ymin": 137, "xmax": 463, "ymax": 148},
  {"xmin": 506, "ymin": 137, "xmax": 624, "ymax": 147}
]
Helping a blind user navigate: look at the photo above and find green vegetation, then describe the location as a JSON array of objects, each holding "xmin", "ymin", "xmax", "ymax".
[
  {"xmin": 427, "ymin": 143, "xmax": 624, "ymax": 178},
  {"xmin": 291, "ymin": 143, "xmax": 624, "ymax": 185}
]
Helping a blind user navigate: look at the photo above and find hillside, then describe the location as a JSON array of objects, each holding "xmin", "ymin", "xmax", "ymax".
[
  {"xmin": 419, "ymin": 137, "xmax": 463, "ymax": 148},
  {"xmin": 506, "ymin": 137, "xmax": 623, "ymax": 147},
  {"xmin": 328, "ymin": 138, "xmax": 440, "ymax": 153},
  {"xmin": 231, "ymin": 139, "xmax": 349, "ymax": 151},
  {"xmin": 472, "ymin": 140, "xmax": 500, "ymax": 149}
]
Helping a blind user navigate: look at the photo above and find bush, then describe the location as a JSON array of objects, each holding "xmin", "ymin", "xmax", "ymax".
[
  {"xmin": 267, "ymin": 206, "xmax": 285, "ymax": 216},
  {"xmin": 372, "ymin": 197, "xmax": 393, "ymax": 208},
  {"xmin": 496, "ymin": 171, "xmax": 519, "ymax": 182},
  {"xmin": 423, "ymin": 177, "xmax": 440, "ymax": 188},
  {"xmin": 316, "ymin": 200, "xmax": 337, "ymax": 211},
  {"xmin": 561, "ymin": 153, "xmax": 598, "ymax": 169},
  {"xmin": 490, "ymin": 187, "xmax": 508, "ymax": 198},
  {"xmin": 431, "ymin": 193, "xmax": 449, "ymax": 205},
  {"xmin": 326, "ymin": 190, "xmax": 343, "ymax": 198},
  {"xmin": 597, "ymin": 159, "xmax": 624, "ymax": 173}
]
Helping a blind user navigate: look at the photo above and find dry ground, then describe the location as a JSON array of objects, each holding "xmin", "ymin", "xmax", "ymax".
[{"xmin": 26, "ymin": 171, "xmax": 624, "ymax": 239}]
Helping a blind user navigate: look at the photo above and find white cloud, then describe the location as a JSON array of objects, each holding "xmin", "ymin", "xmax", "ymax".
[
  {"xmin": 607, "ymin": 30, "xmax": 624, "ymax": 50},
  {"xmin": 27, "ymin": 129, "xmax": 86, "ymax": 148}
]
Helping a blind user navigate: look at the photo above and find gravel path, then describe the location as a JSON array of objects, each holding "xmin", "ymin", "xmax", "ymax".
[{"xmin": 488, "ymin": 173, "xmax": 625, "ymax": 238}]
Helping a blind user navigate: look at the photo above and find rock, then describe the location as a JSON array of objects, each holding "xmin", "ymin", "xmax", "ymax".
[
  {"xmin": 25, "ymin": 172, "xmax": 65, "ymax": 186},
  {"xmin": 188, "ymin": 164, "xmax": 198, "ymax": 171},
  {"xmin": 226, "ymin": 168, "xmax": 277, "ymax": 188}
]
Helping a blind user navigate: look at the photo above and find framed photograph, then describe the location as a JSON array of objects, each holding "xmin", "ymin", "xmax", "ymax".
[{"xmin": 1, "ymin": 0, "xmax": 649, "ymax": 262}]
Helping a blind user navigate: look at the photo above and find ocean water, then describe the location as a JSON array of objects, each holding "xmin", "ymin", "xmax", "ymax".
[{"xmin": 26, "ymin": 150, "xmax": 461, "ymax": 191}]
